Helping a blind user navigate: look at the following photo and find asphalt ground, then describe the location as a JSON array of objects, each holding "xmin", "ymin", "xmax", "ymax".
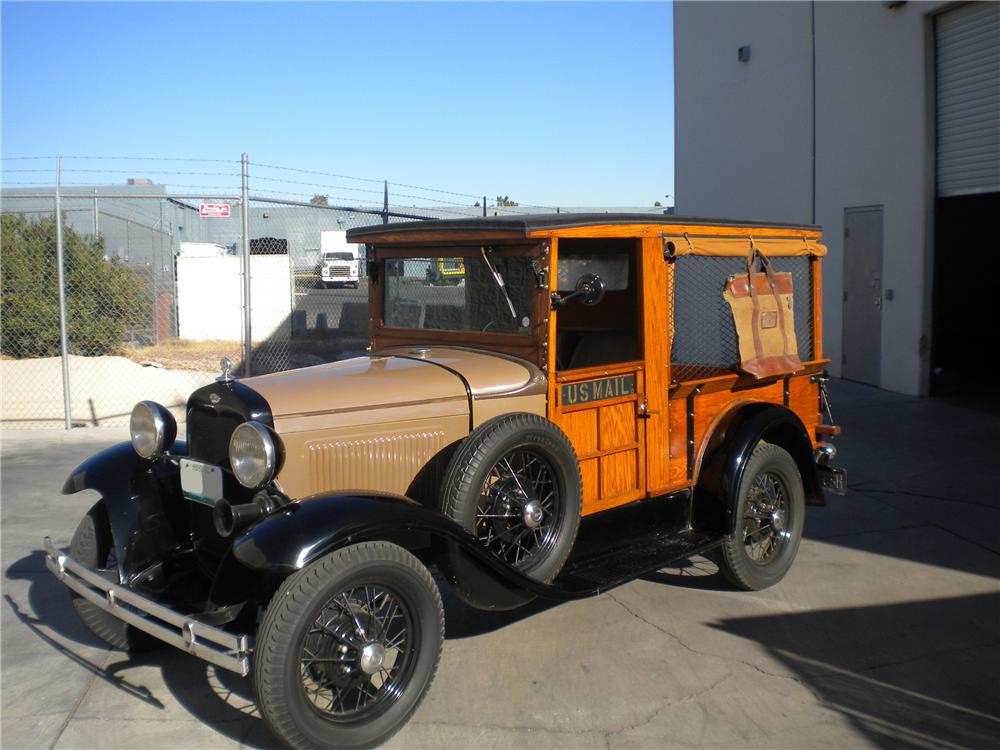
[{"xmin": 2, "ymin": 379, "xmax": 998, "ymax": 749}]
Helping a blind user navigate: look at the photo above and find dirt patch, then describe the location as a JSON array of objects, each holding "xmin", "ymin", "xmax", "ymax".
[{"xmin": 123, "ymin": 339, "xmax": 242, "ymax": 372}]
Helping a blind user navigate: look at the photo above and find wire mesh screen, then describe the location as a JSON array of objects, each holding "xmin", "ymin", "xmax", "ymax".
[{"xmin": 670, "ymin": 255, "xmax": 814, "ymax": 383}]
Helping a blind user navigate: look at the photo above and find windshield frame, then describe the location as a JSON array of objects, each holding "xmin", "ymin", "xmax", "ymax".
[{"xmin": 369, "ymin": 242, "xmax": 549, "ymax": 366}]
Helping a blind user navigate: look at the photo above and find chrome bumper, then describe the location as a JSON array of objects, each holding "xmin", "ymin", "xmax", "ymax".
[{"xmin": 43, "ymin": 537, "xmax": 251, "ymax": 675}]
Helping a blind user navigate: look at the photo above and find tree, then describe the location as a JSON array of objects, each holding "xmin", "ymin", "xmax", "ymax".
[
  {"xmin": 1, "ymin": 213, "xmax": 149, "ymax": 358},
  {"xmin": 654, "ymin": 201, "xmax": 662, "ymax": 207},
  {"xmin": 495, "ymin": 195, "xmax": 519, "ymax": 207},
  {"xmin": 310, "ymin": 194, "xmax": 329, "ymax": 206}
]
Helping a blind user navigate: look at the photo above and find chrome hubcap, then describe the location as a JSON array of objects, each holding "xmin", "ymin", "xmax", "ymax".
[
  {"xmin": 359, "ymin": 642, "xmax": 386, "ymax": 675},
  {"xmin": 523, "ymin": 500, "xmax": 544, "ymax": 529},
  {"xmin": 770, "ymin": 509, "xmax": 785, "ymax": 533}
]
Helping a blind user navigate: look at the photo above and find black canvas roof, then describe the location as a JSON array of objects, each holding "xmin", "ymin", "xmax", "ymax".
[{"xmin": 346, "ymin": 213, "xmax": 820, "ymax": 241}]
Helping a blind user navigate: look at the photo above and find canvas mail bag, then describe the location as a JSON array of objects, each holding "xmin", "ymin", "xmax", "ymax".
[{"xmin": 723, "ymin": 243, "xmax": 803, "ymax": 379}]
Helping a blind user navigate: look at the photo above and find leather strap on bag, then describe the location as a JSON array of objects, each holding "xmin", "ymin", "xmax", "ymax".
[{"xmin": 746, "ymin": 238, "xmax": 794, "ymax": 361}]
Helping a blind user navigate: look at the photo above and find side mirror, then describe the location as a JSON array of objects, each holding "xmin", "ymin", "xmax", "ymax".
[
  {"xmin": 550, "ymin": 273, "xmax": 606, "ymax": 308},
  {"xmin": 575, "ymin": 273, "xmax": 605, "ymax": 306}
]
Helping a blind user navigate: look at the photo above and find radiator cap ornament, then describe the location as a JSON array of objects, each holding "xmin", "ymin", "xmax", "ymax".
[{"xmin": 216, "ymin": 356, "xmax": 235, "ymax": 383}]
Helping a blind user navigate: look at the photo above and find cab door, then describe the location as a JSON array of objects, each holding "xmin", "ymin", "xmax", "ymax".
[
  {"xmin": 554, "ymin": 363, "xmax": 647, "ymax": 515},
  {"xmin": 548, "ymin": 238, "xmax": 647, "ymax": 516}
]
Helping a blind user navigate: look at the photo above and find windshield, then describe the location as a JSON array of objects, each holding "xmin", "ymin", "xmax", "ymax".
[
  {"xmin": 324, "ymin": 252, "xmax": 354, "ymax": 261},
  {"xmin": 384, "ymin": 254, "xmax": 535, "ymax": 334}
]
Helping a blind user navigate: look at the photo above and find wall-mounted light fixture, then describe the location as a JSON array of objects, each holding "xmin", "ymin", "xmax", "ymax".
[{"xmin": 738, "ymin": 45, "xmax": 751, "ymax": 63}]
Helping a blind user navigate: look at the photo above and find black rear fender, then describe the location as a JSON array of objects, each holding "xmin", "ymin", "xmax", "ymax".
[
  {"xmin": 212, "ymin": 493, "xmax": 544, "ymax": 608},
  {"xmin": 61, "ymin": 441, "xmax": 190, "ymax": 582},
  {"xmin": 694, "ymin": 403, "xmax": 822, "ymax": 536}
]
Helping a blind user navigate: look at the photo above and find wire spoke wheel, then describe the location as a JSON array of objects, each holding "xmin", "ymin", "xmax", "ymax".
[
  {"xmin": 254, "ymin": 542, "xmax": 444, "ymax": 750},
  {"xmin": 741, "ymin": 471, "xmax": 791, "ymax": 563},
  {"xmin": 299, "ymin": 584, "xmax": 416, "ymax": 723},
  {"xmin": 440, "ymin": 413, "xmax": 581, "ymax": 599},
  {"xmin": 719, "ymin": 442, "xmax": 805, "ymax": 591},
  {"xmin": 474, "ymin": 448, "xmax": 561, "ymax": 569}
]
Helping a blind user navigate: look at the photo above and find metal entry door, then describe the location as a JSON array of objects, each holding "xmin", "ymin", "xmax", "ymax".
[{"xmin": 842, "ymin": 206, "xmax": 883, "ymax": 385}]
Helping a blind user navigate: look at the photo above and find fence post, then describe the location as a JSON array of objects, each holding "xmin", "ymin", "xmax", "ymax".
[
  {"xmin": 241, "ymin": 153, "xmax": 253, "ymax": 376},
  {"xmin": 382, "ymin": 180, "xmax": 389, "ymax": 225},
  {"xmin": 93, "ymin": 188, "xmax": 99, "ymax": 238},
  {"xmin": 54, "ymin": 155, "xmax": 73, "ymax": 430},
  {"xmin": 483, "ymin": 196, "xmax": 487, "ymax": 218}
]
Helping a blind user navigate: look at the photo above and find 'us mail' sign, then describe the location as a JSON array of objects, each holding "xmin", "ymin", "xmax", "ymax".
[{"xmin": 561, "ymin": 374, "xmax": 636, "ymax": 407}]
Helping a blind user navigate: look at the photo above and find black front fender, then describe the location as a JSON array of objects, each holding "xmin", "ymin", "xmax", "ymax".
[
  {"xmin": 211, "ymin": 493, "xmax": 551, "ymax": 608},
  {"xmin": 62, "ymin": 441, "xmax": 189, "ymax": 582},
  {"xmin": 694, "ymin": 403, "xmax": 823, "ymax": 536}
]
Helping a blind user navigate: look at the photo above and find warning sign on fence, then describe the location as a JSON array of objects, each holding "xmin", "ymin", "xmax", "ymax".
[{"xmin": 199, "ymin": 203, "xmax": 231, "ymax": 218}]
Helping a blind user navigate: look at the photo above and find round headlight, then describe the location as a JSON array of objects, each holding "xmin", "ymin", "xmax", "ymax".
[
  {"xmin": 129, "ymin": 401, "xmax": 177, "ymax": 459},
  {"xmin": 229, "ymin": 421, "xmax": 279, "ymax": 488}
]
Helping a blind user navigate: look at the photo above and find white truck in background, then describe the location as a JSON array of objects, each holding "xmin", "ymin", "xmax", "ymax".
[{"xmin": 319, "ymin": 230, "xmax": 361, "ymax": 289}]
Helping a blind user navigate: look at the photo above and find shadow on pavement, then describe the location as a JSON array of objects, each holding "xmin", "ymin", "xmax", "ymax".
[
  {"xmin": 713, "ymin": 592, "xmax": 1000, "ymax": 749},
  {"xmin": 802, "ymin": 379, "xmax": 1000, "ymax": 580}
]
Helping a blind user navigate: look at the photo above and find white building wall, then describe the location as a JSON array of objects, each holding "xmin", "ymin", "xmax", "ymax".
[
  {"xmin": 177, "ymin": 256, "xmax": 291, "ymax": 342},
  {"xmin": 674, "ymin": 1, "xmax": 813, "ymax": 224},
  {"xmin": 674, "ymin": 0, "xmax": 949, "ymax": 395}
]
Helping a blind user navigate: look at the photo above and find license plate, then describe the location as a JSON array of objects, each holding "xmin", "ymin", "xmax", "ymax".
[
  {"xmin": 180, "ymin": 459, "xmax": 223, "ymax": 506},
  {"xmin": 819, "ymin": 465, "xmax": 847, "ymax": 496}
]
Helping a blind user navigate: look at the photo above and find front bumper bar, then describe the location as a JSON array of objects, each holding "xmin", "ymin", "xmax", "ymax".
[{"xmin": 43, "ymin": 537, "xmax": 251, "ymax": 676}]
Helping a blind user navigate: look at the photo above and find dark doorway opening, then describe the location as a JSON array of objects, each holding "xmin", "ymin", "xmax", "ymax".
[{"xmin": 931, "ymin": 192, "xmax": 1000, "ymax": 396}]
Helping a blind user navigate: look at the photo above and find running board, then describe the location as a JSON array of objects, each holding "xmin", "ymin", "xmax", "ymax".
[
  {"xmin": 553, "ymin": 531, "xmax": 720, "ymax": 595},
  {"xmin": 545, "ymin": 491, "xmax": 722, "ymax": 597}
]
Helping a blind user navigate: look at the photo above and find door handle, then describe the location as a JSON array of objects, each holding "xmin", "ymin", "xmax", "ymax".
[{"xmin": 637, "ymin": 399, "xmax": 660, "ymax": 419}]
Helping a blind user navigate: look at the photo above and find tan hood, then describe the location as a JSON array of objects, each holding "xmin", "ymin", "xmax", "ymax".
[
  {"xmin": 378, "ymin": 346, "xmax": 544, "ymax": 398},
  {"xmin": 244, "ymin": 355, "xmax": 470, "ymax": 432}
]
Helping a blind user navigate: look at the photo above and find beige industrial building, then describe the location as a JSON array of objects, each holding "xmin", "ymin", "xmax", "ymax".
[{"xmin": 673, "ymin": 1, "xmax": 999, "ymax": 396}]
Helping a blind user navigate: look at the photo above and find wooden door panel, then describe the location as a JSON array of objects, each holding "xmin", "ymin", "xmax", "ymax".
[
  {"xmin": 600, "ymin": 451, "xmax": 639, "ymax": 498},
  {"xmin": 599, "ymin": 401, "xmax": 637, "ymax": 450}
]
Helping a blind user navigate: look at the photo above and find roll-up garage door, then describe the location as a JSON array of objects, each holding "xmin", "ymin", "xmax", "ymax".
[{"xmin": 935, "ymin": 2, "xmax": 1000, "ymax": 197}]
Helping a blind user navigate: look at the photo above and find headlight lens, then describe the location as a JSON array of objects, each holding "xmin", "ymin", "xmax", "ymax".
[
  {"xmin": 129, "ymin": 401, "xmax": 176, "ymax": 459},
  {"xmin": 229, "ymin": 421, "xmax": 279, "ymax": 488}
]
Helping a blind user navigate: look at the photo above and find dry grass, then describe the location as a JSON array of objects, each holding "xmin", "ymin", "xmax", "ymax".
[{"xmin": 123, "ymin": 339, "xmax": 241, "ymax": 372}]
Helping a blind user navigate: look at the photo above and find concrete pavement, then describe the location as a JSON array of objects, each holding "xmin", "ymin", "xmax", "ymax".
[{"xmin": 2, "ymin": 380, "xmax": 998, "ymax": 749}]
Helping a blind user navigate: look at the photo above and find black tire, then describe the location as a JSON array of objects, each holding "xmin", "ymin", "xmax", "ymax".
[
  {"xmin": 254, "ymin": 542, "xmax": 444, "ymax": 750},
  {"xmin": 440, "ymin": 413, "xmax": 582, "ymax": 582},
  {"xmin": 68, "ymin": 502, "xmax": 159, "ymax": 652},
  {"xmin": 719, "ymin": 442, "xmax": 805, "ymax": 590}
]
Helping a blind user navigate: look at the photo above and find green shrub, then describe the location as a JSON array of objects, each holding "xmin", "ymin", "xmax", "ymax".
[{"xmin": 1, "ymin": 213, "xmax": 150, "ymax": 358}]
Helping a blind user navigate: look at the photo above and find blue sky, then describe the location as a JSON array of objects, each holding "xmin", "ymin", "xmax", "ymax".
[{"xmin": 1, "ymin": 2, "xmax": 674, "ymax": 208}]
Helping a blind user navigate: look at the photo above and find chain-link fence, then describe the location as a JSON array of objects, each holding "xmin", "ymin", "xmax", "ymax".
[{"xmin": 1, "ymin": 155, "xmax": 450, "ymax": 429}]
